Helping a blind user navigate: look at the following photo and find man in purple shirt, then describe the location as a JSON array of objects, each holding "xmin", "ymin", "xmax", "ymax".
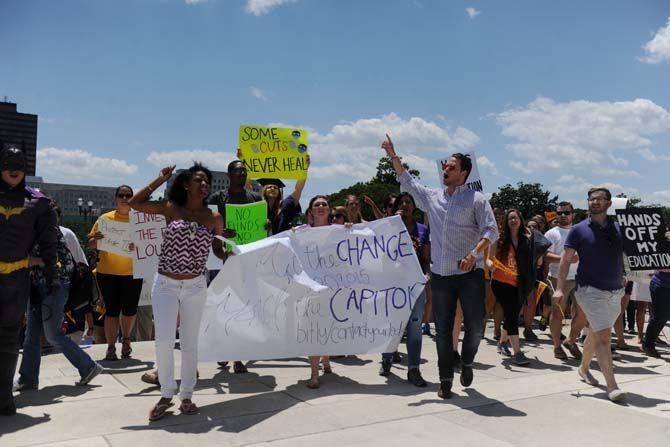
[
  {"xmin": 553, "ymin": 187, "xmax": 626, "ymax": 402},
  {"xmin": 381, "ymin": 135, "xmax": 498, "ymax": 399}
]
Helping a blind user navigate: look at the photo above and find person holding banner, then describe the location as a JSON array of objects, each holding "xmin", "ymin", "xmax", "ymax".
[
  {"xmin": 487, "ymin": 209, "xmax": 551, "ymax": 366},
  {"xmin": 553, "ymin": 187, "xmax": 627, "ymax": 402},
  {"xmin": 128, "ymin": 163, "xmax": 227, "ymax": 421},
  {"xmin": 88, "ymin": 185, "xmax": 142, "ymax": 361},
  {"xmin": 304, "ymin": 195, "xmax": 336, "ymax": 389},
  {"xmin": 381, "ymin": 135, "xmax": 498, "ymax": 399},
  {"xmin": 379, "ymin": 192, "xmax": 430, "ymax": 387},
  {"xmin": 344, "ymin": 195, "xmax": 366, "ymax": 224}
]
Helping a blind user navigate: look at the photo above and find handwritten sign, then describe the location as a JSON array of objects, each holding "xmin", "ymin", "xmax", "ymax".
[
  {"xmin": 97, "ymin": 218, "xmax": 132, "ymax": 256},
  {"xmin": 225, "ymin": 201, "xmax": 267, "ymax": 248},
  {"xmin": 198, "ymin": 216, "xmax": 426, "ymax": 361},
  {"xmin": 130, "ymin": 210, "xmax": 167, "ymax": 279},
  {"xmin": 239, "ymin": 125, "xmax": 309, "ymax": 180},
  {"xmin": 435, "ymin": 150, "xmax": 483, "ymax": 192},
  {"xmin": 616, "ymin": 208, "xmax": 670, "ymax": 270}
]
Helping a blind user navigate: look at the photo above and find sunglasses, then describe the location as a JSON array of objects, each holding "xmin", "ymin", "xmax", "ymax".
[
  {"xmin": 312, "ymin": 202, "xmax": 328, "ymax": 208},
  {"xmin": 557, "ymin": 211, "xmax": 572, "ymax": 216},
  {"xmin": 117, "ymin": 193, "xmax": 132, "ymax": 199}
]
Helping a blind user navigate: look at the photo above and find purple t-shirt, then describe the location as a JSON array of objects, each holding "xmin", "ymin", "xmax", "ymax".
[{"xmin": 564, "ymin": 218, "xmax": 623, "ymax": 291}]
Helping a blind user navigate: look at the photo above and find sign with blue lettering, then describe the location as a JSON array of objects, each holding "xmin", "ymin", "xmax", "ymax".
[{"xmin": 198, "ymin": 216, "xmax": 426, "ymax": 360}]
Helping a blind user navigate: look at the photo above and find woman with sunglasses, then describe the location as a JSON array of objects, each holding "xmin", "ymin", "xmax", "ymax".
[
  {"xmin": 330, "ymin": 205, "xmax": 347, "ymax": 225},
  {"xmin": 263, "ymin": 179, "xmax": 305, "ymax": 235},
  {"xmin": 129, "ymin": 163, "xmax": 227, "ymax": 421},
  {"xmin": 88, "ymin": 185, "xmax": 142, "ymax": 361},
  {"xmin": 378, "ymin": 192, "xmax": 431, "ymax": 386},
  {"xmin": 487, "ymin": 209, "xmax": 551, "ymax": 365}
]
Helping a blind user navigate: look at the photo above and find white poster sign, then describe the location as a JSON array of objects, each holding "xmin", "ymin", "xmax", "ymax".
[
  {"xmin": 97, "ymin": 218, "xmax": 132, "ymax": 256},
  {"xmin": 198, "ymin": 216, "xmax": 426, "ymax": 361},
  {"xmin": 607, "ymin": 197, "xmax": 629, "ymax": 216},
  {"xmin": 130, "ymin": 210, "xmax": 167, "ymax": 279},
  {"xmin": 435, "ymin": 150, "xmax": 483, "ymax": 192}
]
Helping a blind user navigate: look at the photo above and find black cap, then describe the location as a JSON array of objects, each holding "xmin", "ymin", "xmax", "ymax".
[
  {"xmin": 0, "ymin": 145, "xmax": 27, "ymax": 172},
  {"xmin": 257, "ymin": 178, "xmax": 286, "ymax": 188}
]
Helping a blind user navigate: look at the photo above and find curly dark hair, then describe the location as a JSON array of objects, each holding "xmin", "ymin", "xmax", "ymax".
[
  {"xmin": 167, "ymin": 163, "xmax": 212, "ymax": 207},
  {"xmin": 496, "ymin": 208, "xmax": 527, "ymax": 263}
]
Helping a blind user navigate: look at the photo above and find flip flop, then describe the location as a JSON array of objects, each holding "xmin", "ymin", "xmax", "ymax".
[
  {"xmin": 179, "ymin": 401, "xmax": 199, "ymax": 415},
  {"xmin": 149, "ymin": 401, "xmax": 174, "ymax": 421}
]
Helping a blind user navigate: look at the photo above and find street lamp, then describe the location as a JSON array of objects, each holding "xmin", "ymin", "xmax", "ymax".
[{"xmin": 77, "ymin": 197, "xmax": 94, "ymax": 222}]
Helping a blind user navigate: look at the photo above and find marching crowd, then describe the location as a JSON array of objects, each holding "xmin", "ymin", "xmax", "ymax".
[{"xmin": 1, "ymin": 135, "xmax": 669, "ymax": 421}]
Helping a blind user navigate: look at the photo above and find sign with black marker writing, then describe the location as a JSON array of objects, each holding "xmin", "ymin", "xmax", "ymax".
[
  {"xmin": 239, "ymin": 125, "xmax": 309, "ymax": 180},
  {"xmin": 435, "ymin": 151, "xmax": 483, "ymax": 192},
  {"xmin": 615, "ymin": 208, "xmax": 670, "ymax": 270}
]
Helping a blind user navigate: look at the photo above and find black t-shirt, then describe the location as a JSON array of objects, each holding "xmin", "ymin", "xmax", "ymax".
[{"xmin": 271, "ymin": 195, "xmax": 302, "ymax": 235}]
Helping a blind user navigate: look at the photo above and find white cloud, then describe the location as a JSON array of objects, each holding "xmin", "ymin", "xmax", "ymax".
[
  {"xmin": 496, "ymin": 96, "xmax": 670, "ymax": 173},
  {"xmin": 250, "ymin": 86, "xmax": 267, "ymax": 101},
  {"xmin": 304, "ymin": 113, "xmax": 479, "ymax": 182},
  {"xmin": 477, "ymin": 156, "xmax": 498, "ymax": 175},
  {"xmin": 636, "ymin": 147, "xmax": 670, "ymax": 161},
  {"xmin": 184, "ymin": 0, "xmax": 208, "ymax": 5},
  {"xmin": 146, "ymin": 149, "xmax": 237, "ymax": 172},
  {"xmin": 37, "ymin": 148, "xmax": 138, "ymax": 184},
  {"xmin": 649, "ymin": 190, "xmax": 670, "ymax": 206},
  {"xmin": 465, "ymin": 7, "xmax": 481, "ymax": 19},
  {"xmin": 245, "ymin": 0, "xmax": 296, "ymax": 16},
  {"xmin": 550, "ymin": 174, "xmax": 635, "ymax": 206},
  {"xmin": 639, "ymin": 17, "xmax": 670, "ymax": 64}
]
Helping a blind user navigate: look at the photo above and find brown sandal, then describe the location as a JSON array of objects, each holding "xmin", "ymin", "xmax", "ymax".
[
  {"xmin": 121, "ymin": 338, "xmax": 132, "ymax": 359},
  {"xmin": 179, "ymin": 400, "xmax": 199, "ymax": 415},
  {"xmin": 148, "ymin": 401, "xmax": 174, "ymax": 421},
  {"xmin": 104, "ymin": 345, "xmax": 118, "ymax": 361}
]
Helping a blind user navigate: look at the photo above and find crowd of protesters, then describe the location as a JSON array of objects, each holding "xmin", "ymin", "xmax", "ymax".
[{"xmin": 2, "ymin": 135, "xmax": 669, "ymax": 420}]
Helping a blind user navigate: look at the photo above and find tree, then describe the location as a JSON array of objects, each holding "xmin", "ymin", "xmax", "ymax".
[
  {"xmin": 489, "ymin": 182, "xmax": 558, "ymax": 219},
  {"xmin": 371, "ymin": 156, "xmax": 420, "ymax": 185}
]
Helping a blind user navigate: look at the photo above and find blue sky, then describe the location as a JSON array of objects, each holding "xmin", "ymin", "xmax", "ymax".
[{"xmin": 2, "ymin": 0, "xmax": 670, "ymax": 208}]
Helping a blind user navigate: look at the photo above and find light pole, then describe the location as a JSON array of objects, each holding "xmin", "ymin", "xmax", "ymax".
[{"xmin": 77, "ymin": 198, "xmax": 95, "ymax": 222}]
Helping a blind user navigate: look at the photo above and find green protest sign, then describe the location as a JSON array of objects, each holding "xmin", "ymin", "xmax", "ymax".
[{"xmin": 225, "ymin": 201, "xmax": 268, "ymax": 248}]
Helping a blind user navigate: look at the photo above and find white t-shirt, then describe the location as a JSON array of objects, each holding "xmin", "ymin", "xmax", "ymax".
[
  {"xmin": 545, "ymin": 226, "xmax": 577, "ymax": 280},
  {"xmin": 60, "ymin": 225, "xmax": 88, "ymax": 265}
]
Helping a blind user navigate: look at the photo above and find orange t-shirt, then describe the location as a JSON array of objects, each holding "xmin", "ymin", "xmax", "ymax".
[{"xmin": 492, "ymin": 244, "xmax": 518, "ymax": 286}]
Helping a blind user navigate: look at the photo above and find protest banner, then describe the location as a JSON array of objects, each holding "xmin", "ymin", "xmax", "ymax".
[
  {"xmin": 435, "ymin": 151, "xmax": 483, "ymax": 192},
  {"xmin": 130, "ymin": 210, "xmax": 167, "ymax": 279},
  {"xmin": 239, "ymin": 125, "xmax": 309, "ymax": 180},
  {"xmin": 198, "ymin": 216, "xmax": 426, "ymax": 361},
  {"xmin": 225, "ymin": 201, "xmax": 267, "ymax": 248},
  {"xmin": 97, "ymin": 217, "xmax": 133, "ymax": 256},
  {"xmin": 616, "ymin": 207, "xmax": 670, "ymax": 270}
]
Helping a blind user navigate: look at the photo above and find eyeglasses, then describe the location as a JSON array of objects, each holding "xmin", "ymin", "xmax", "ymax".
[
  {"xmin": 117, "ymin": 193, "xmax": 132, "ymax": 199},
  {"xmin": 588, "ymin": 197, "xmax": 608, "ymax": 202},
  {"xmin": 557, "ymin": 211, "xmax": 572, "ymax": 216}
]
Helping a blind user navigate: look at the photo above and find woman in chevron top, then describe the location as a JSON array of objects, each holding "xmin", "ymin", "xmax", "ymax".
[{"xmin": 129, "ymin": 163, "xmax": 228, "ymax": 421}]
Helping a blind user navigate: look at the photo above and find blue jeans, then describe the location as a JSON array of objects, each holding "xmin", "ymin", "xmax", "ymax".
[
  {"xmin": 19, "ymin": 279, "xmax": 96, "ymax": 385},
  {"xmin": 383, "ymin": 290, "xmax": 426, "ymax": 369},
  {"xmin": 431, "ymin": 269, "xmax": 485, "ymax": 381}
]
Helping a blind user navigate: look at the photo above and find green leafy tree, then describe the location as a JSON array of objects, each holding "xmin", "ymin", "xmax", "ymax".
[{"xmin": 489, "ymin": 182, "xmax": 558, "ymax": 219}]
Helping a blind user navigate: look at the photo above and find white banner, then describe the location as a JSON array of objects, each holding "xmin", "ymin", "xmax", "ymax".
[
  {"xmin": 130, "ymin": 210, "xmax": 167, "ymax": 279},
  {"xmin": 436, "ymin": 150, "xmax": 483, "ymax": 192},
  {"xmin": 198, "ymin": 216, "xmax": 426, "ymax": 361},
  {"xmin": 97, "ymin": 218, "xmax": 133, "ymax": 256}
]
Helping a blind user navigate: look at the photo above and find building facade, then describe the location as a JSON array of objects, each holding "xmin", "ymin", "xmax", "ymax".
[
  {"xmin": 0, "ymin": 100, "xmax": 38, "ymax": 176},
  {"xmin": 26, "ymin": 177, "xmax": 117, "ymax": 219},
  {"xmin": 165, "ymin": 170, "xmax": 263, "ymax": 196}
]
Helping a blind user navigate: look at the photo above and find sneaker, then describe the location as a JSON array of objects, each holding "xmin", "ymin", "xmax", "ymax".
[
  {"xmin": 523, "ymin": 327, "xmax": 539, "ymax": 342},
  {"xmin": 437, "ymin": 380, "xmax": 452, "ymax": 399},
  {"xmin": 379, "ymin": 357, "xmax": 392, "ymax": 376},
  {"xmin": 538, "ymin": 316, "xmax": 549, "ymax": 331},
  {"xmin": 77, "ymin": 363, "xmax": 103, "ymax": 386},
  {"xmin": 563, "ymin": 341, "xmax": 582, "ymax": 360},
  {"xmin": 513, "ymin": 351, "xmax": 530, "ymax": 366},
  {"xmin": 141, "ymin": 370, "xmax": 160, "ymax": 386},
  {"xmin": 460, "ymin": 364, "xmax": 473, "ymax": 387},
  {"xmin": 578, "ymin": 367, "xmax": 599, "ymax": 386},
  {"xmin": 608, "ymin": 389, "xmax": 626, "ymax": 403},
  {"xmin": 12, "ymin": 381, "xmax": 38, "ymax": 392},
  {"xmin": 453, "ymin": 351, "xmax": 462, "ymax": 370},
  {"xmin": 407, "ymin": 368, "xmax": 427, "ymax": 387},
  {"xmin": 643, "ymin": 345, "xmax": 661, "ymax": 358},
  {"xmin": 497, "ymin": 342, "xmax": 512, "ymax": 357},
  {"xmin": 553, "ymin": 346, "xmax": 568, "ymax": 360},
  {"xmin": 391, "ymin": 351, "xmax": 402, "ymax": 364}
]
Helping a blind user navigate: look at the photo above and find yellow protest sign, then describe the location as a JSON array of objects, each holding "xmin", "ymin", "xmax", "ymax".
[{"xmin": 239, "ymin": 126, "xmax": 309, "ymax": 180}]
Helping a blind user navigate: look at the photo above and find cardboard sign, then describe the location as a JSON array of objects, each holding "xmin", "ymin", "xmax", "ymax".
[
  {"xmin": 97, "ymin": 218, "xmax": 132, "ymax": 256},
  {"xmin": 225, "ymin": 201, "xmax": 268, "ymax": 247},
  {"xmin": 435, "ymin": 151, "xmax": 483, "ymax": 192},
  {"xmin": 198, "ymin": 216, "xmax": 426, "ymax": 361},
  {"xmin": 616, "ymin": 208, "xmax": 670, "ymax": 270},
  {"xmin": 130, "ymin": 210, "xmax": 167, "ymax": 279},
  {"xmin": 239, "ymin": 125, "xmax": 309, "ymax": 180}
]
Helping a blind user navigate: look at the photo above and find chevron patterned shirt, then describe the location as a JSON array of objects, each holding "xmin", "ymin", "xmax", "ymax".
[
  {"xmin": 158, "ymin": 220, "xmax": 214, "ymax": 276},
  {"xmin": 398, "ymin": 171, "xmax": 499, "ymax": 277}
]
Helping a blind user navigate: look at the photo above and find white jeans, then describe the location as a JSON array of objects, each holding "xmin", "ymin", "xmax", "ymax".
[{"xmin": 152, "ymin": 273, "xmax": 207, "ymax": 400}]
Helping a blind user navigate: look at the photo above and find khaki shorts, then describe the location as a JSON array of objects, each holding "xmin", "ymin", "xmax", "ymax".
[{"xmin": 549, "ymin": 277, "xmax": 576, "ymax": 313}]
